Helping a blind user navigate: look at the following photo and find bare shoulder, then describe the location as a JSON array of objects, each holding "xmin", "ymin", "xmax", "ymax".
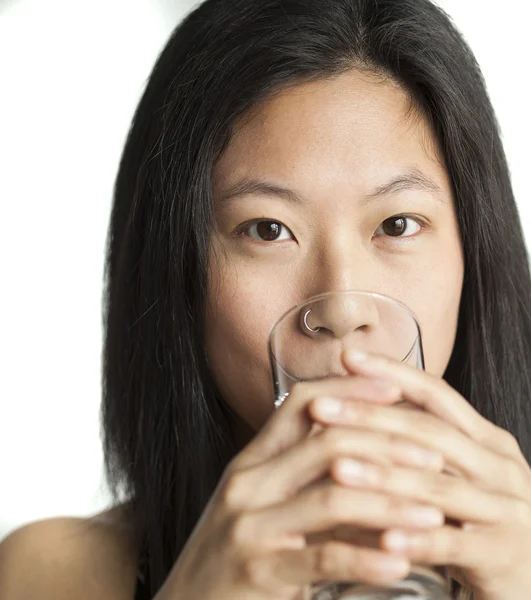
[{"xmin": 0, "ymin": 506, "xmax": 138, "ymax": 600}]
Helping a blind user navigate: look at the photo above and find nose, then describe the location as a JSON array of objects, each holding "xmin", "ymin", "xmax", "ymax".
[{"xmin": 302, "ymin": 293, "xmax": 380, "ymax": 338}]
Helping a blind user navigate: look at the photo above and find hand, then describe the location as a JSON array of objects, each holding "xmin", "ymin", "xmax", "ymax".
[
  {"xmin": 156, "ymin": 376, "xmax": 446, "ymax": 600},
  {"xmin": 307, "ymin": 350, "xmax": 531, "ymax": 600}
]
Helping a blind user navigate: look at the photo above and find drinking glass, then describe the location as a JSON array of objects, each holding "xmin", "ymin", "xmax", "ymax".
[{"xmin": 268, "ymin": 290, "xmax": 451, "ymax": 600}]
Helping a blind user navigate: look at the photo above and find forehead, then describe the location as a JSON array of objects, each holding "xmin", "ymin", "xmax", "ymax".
[{"xmin": 213, "ymin": 69, "xmax": 444, "ymax": 193}]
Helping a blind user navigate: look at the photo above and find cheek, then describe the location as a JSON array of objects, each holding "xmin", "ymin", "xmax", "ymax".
[
  {"xmin": 409, "ymin": 249, "xmax": 464, "ymax": 376},
  {"xmin": 205, "ymin": 255, "xmax": 288, "ymax": 430}
]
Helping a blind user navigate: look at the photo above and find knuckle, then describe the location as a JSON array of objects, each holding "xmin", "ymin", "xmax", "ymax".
[
  {"xmin": 227, "ymin": 514, "xmax": 254, "ymax": 548},
  {"xmin": 424, "ymin": 420, "xmax": 454, "ymax": 448},
  {"xmin": 415, "ymin": 534, "xmax": 439, "ymax": 563},
  {"xmin": 504, "ymin": 460, "xmax": 525, "ymax": 492},
  {"xmin": 410, "ymin": 410, "xmax": 437, "ymax": 434},
  {"xmin": 291, "ymin": 381, "xmax": 311, "ymax": 400},
  {"xmin": 435, "ymin": 378, "xmax": 454, "ymax": 399},
  {"xmin": 384, "ymin": 495, "xmax": 413, "ymax": 517},
  {"xmin": 318, "ymin": 485, "xmax": 345, "ymax": 517},
  {"xmin": 415, "ymin": 530, "xmax": 458, "ymax": 564},
  {"xmin": 227, "ymin": 450, "xmax": 253, "ymax": 472},
  {"xmin": 427, "ymin": 379, "xmax": 445, "ymax": 401},
  {"xmin": 375, "ymin": 462, "xmax": 393, "ymax": 486},
  {"xmin": 443, "ymin": 535, "xmax": 464, "ymax": 564},
  {"xmin": 320, "ymin": 427, "xmax": 344, "ymax": 454},
  {"xmin": 219, "ymin": 470, "xmax": 249, "ymax": 509},
  {"xmin": 474, "ymin": 426, "xmax": 492, "ymax": 448},
  {"xmin": 410, "ymin": 416, "xmax": 434, "ymax": 440},
  {"xmin": 425, "ymin": 473, "xmax": 452, "ymax": 502},
  {"xmin": 314, "ymin": 543, "xmax": 344, "ymax": 576},
  {"xmin": 353, "ymin": 403, "xmax": 374, "ymax": 425},
  {"xmin": 497, "ymin": 429, "xmax": 521, "ymax": 454},
  {"xmin": 511, "ymin": 498, "xmax": 531, "ymax": 525},
  {"xmin": 222, "ymin": 460, "xmax": 240, "ymax": 479},
  {"xmin": 240, "ymin": 556, "xmax": 269, "ymax": 588},
  {"xmin": 385, "ymin": 431, "xmax": 407, "ymax": 450}
]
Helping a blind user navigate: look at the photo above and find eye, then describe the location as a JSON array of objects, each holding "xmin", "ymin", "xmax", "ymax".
[
  {"xmin": 374, "ymin": 216, "xmax": 423, "ymax": 238},
  {"xmin": 241, "ymin": 220, "xmax": 294, "ymax": 242}
]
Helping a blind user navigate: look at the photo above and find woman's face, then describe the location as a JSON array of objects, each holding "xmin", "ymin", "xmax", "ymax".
[{"xmin": 206, "ymin": 69, "xmax": 464, "ymax": 439}]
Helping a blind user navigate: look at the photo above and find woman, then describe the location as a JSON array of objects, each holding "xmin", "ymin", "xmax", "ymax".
[{"xmin": 1, "ymin": 0, "xmax": 531, "ymax": 599}]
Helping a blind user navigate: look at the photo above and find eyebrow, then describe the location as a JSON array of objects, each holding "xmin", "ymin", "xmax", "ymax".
[
  {"xmin": 365, "ymin": 168, "xmax": 445, "ymax": 203},
  {"xmin": 218, "ymin": 167, "xmax": 445, "ymax": 205}
]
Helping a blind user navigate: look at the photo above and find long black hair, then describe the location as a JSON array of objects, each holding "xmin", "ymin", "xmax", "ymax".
[{"xmin": 101, "ymin": 0, "xmax": 531, "ymax": 595}]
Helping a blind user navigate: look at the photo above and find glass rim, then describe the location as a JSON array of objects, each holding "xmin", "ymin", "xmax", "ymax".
[{"xmin": 268, "ymin": 289, "xmax": 423, "ymax": 348}]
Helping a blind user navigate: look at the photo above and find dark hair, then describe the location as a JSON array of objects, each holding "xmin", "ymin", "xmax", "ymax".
[{"xmin": 102, "ymin": 0, "xmax": 531, "ymax": 596}]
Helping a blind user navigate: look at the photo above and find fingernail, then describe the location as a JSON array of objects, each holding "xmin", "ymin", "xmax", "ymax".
[
  {"xmin": 371, "ymin": 380, "xmax": 402, "ymax": 399},
  {"xmin": 376, "ymin": 555, "xmax": 409, "ymax": 575},
  {"xmin": 371, "ymin": 379, "xmax": 397, "ymax": 391},
  {"xmin": 385, "ymin": 531, "xmax": 414, "ymax": 552},
  {"xmin": 336, "ymin": 459, "xmax": 380, "ymax": 484},
  {"xmin": 313, "ymin": 397, "xmax": 343, "ymax": 417},
  {"xmin": 403, "ymin": 506, "xmax": 443, "ymax": 527},
  {"xmin": 406, "ymin": 446, "xmax": 444, "ymax": 469},
  {"xmin": 347, "ymin": 350, "xmax": 368, "ymax": 363}
]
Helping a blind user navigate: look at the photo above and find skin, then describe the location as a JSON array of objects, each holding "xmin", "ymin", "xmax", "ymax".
[
  {"xmin": 0, "ymin": 509, "xmax": 138, "ymax": 599},
  {"xmin": 199, "ymin": 69, "xmax": 531, "ymax": 599},
  {"xmin": 207, "ymin": 69, "xmax": 464, "ymax": 436},
  {"xmin": 3, "ymin": 69, "xmax": 531, "ymax": 600}
]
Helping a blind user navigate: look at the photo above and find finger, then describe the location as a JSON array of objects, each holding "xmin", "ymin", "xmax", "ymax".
[
  {"xmin": 343, "ymin": 352, "xmax": 495, "ymax": 447},
  {"xmin": 344, "ymin": 352, "xmax": 530, "ymax": 470},
  {"xmin": 235, "ymin": 376, "xmax": 401, "ymax": 469},
  {"xmin": 311, "ymin": 396, "xmax": 530, "ymax": 495},
  {"xmin": 334, "ymin": 460, "xmax": 528, "ymax": 525},
  {"xmin": 380, "ymin": 525, "xmax": 500, "ymax": 571},
  {"xmin": 236, "ymin": 427, "xmax": 443, "ymax": 507},
  {"xmin": 272, "ymin": 542, "xmax": 410, "ymax": 587},
  {"xmin": 253, "ymin": 481, "xmax": 444, "ymax": 539}
]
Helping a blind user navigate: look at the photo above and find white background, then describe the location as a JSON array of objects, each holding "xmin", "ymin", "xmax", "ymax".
[{"xmin": 0, "ymin": 0, "xmax": 529, "ymax": 541}]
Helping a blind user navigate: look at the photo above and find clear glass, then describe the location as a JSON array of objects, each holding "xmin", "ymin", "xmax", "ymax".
[{"xmin": 268, "ymin": 291, "xmax": 451, "ymax": 600}]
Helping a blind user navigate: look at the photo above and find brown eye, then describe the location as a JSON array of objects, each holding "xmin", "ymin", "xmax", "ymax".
[
  {"xmin": 245, "ymin": 220, "xmax": 293, "ymax": 242},
  {"xmin": 375, "ymin": 216, "xmax": 422, "ymax": 238},
  {"xmin": 383, "ymin": 217, "xmax": 407, "ymax": 236},
  {"xmin": 256, "ymin": 221, "xmax": 281, "ymax": 241}
]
